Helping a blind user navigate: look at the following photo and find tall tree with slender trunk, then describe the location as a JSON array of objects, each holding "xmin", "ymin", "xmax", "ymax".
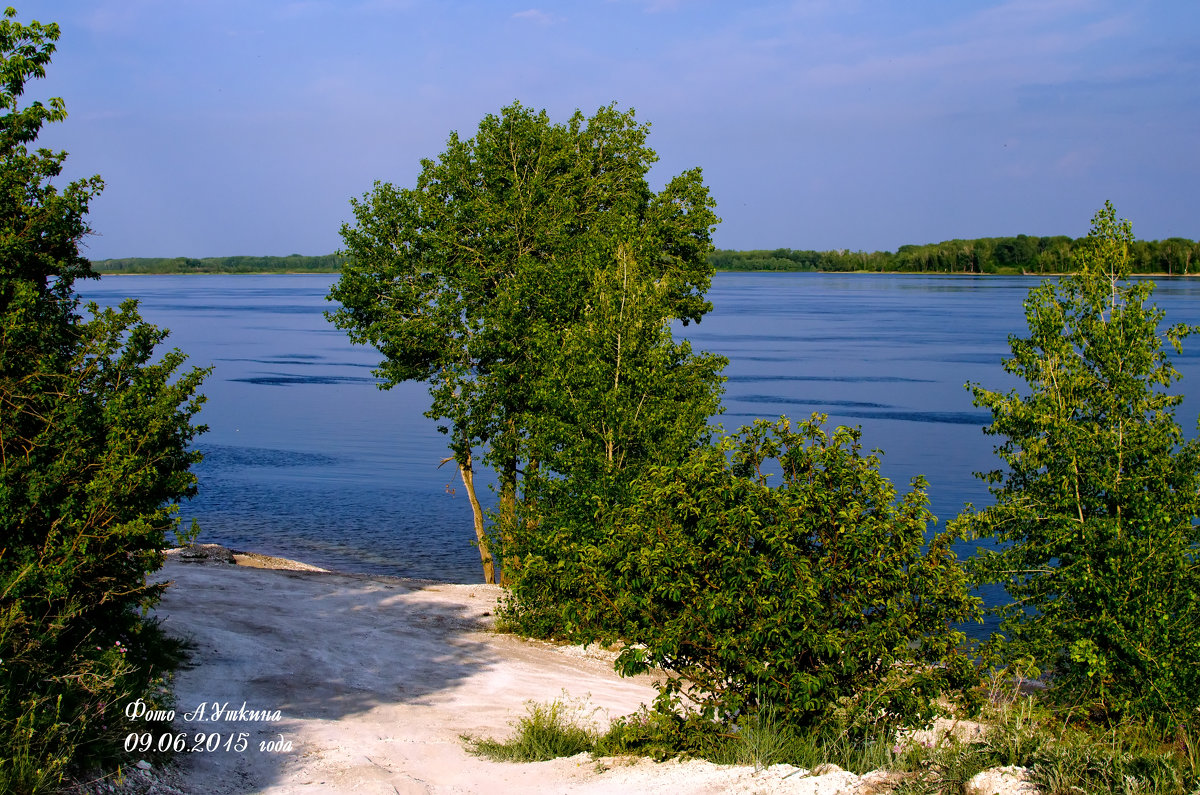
[
  {"xmin": 959, "ymin": 202, "xmax": 1200, "ymax": 724},
  {"xmin": 328, "ymin": 102, "xmax": 721, "ymax": 583}
]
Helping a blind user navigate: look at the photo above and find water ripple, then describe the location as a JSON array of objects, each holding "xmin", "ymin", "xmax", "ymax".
[{"xmin": 229, "ymin": 374, "xmax": 379, "ymax": 386}]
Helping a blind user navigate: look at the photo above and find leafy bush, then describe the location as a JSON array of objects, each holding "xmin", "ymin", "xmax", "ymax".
[
  {"xmin": 515, "ymin": 416, "xmax": 979, "ymax": 733},
  {"xmin": 0, "ymin": 8, "xmax": 206, "ymax": 787},
  {"xmin": 959, "ymin": 202, "xmax": 1200, "ymax": 725},
  {"xmin": 1, "ymin": 289, "xmax": 205, "ymax": 783}
]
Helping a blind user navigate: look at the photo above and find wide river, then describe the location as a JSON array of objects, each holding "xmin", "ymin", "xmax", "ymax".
[{"xmin": 79, "ymin": 273, "xmax": 1200, "ymax": 625}]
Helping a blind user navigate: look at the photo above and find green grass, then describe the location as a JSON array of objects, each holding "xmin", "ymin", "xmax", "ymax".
[
  {"xmin": 0, "ymin": 618, "xmax": 192, "ymax": 794},
  {"xmin": 463, "ymin": 696, "xmax": 600, "ymax": 762},
  {"xmin": 463, "ymin": 691, "xmax": 1200, "ymax": 794},
  {"xmin": 0, "ymin": 697, "xmax": 73, "ymax": 795},
  {"xmin": 891, "ymin": 696, "xmax": 1200, "ymax": 795}
]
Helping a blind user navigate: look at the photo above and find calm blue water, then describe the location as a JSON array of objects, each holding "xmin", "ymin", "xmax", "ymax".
[{"xmin": 77, "ymin": 274, "xmax": 1200, "ymax": 606}]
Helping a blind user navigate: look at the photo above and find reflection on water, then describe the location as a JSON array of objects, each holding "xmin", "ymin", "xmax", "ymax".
[{"xmin": 79, "ymin": 273, "xmax": 1200, "ymax": 633}]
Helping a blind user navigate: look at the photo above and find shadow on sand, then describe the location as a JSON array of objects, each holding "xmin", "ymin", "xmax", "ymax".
[{"xmin": 151, "ymin": 561, "xmax": 504, "ymax": 792}]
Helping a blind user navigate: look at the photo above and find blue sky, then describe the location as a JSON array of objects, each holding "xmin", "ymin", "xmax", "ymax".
[{"xmin": 18, "ymin": 0, "xmax": 1200, "ymax": 259}]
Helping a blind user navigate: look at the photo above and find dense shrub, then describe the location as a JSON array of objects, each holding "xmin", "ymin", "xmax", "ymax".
[
  {"xmin": 0, "ymin": 9, "xmax": 207, "ymax": 788},
  {"xmin": 511, "ymin": 416, "xmax": 979, "ymax": 732}
]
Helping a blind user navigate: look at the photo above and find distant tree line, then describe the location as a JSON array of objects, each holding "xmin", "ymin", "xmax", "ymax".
[
  {"xmin": 94, "ymin": 236, "xmax": 1200, "ymax": 276},
  {"xmin": 92, "ymin": 253, "xmax": 343, "ymax": 273},
  {"xmin": 711, "ymin": 234, "xmax": 1200, "ymax": 275}
]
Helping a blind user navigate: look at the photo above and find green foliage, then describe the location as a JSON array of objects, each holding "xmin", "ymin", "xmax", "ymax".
[
  {"xmin": 465, "ymin": 684, "xmax": 1200, "ymax": 791},
  {"xmin": 1031, "ymin": 743, "xmax": 1193, "ymax": 795},
  {"xmin": 519, "ymin": 242, "xmax": 726, "ymax": 487},
  {"xmin": 710, "ymin": 235, "xmax": 1200, "ymax": 274},
  {"xmin": 620, "ymin": 705, "xmax": 901, "ymax": 774},
  {"xmin": 517, "ymin": 416, "xmax": 979, "ymax": 732},
  {"xmin": 501, "ymin": 230, "xmax": 726, "ymax": 625},
  {"xmin": 709, "ymin": 716, "xmax": 791, "ymax": 770},
  {"xmin": 464, "ymin": 695, "xmax": 903, "ymax": 775},
  {"xmin": 328, "ymin": 101, "xmax": 722, "ymax": 582},
  {"xmin": 891, "ymin": 692, "xmax": 1200, "ymax": 795},
  {"xmin": 0, "ymin": 7, "xmax": 206, "ymax": 785},
  {"xmin": 92, "ymin": 254, "xmax": 345, "ymax": 274},
  {"xmin": 591, "ymin": 706, "xmax": 695, "ymax": 761},
  {"xmin": 462, "ymin": 695, "xmax": 600, "ymax": 762},
  {"xmin": 959, "ymin": 201, "xmax": 1200, "ymax": 724},
  {"xmin": 88, "ymin": 235, "xmax": 1200, "ymax": 277},
  {"xmin": 0, "ymin": 12, "xmax": 100, "ymax": 293}
]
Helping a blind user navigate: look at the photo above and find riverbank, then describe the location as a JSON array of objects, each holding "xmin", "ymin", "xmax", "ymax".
[{"xmin": 96, "ymin": 545, "xmax": 927, "ymax": 794}]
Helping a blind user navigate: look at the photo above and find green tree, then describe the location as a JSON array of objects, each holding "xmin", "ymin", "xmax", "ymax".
[
  {"xmin": 501, "ymin": 237, "xmax": 726, "ymax": 631},
  {"xmin": 328, "ymin": 102, "xmax": 720, "ymax": 583},
  {"xmin": 0, "ymin": 8, "xmax": 207, "ymax": 787},
  {"xmin": 960, "ymin": 202, "xmax": 1200, "ymax": 724},
  {"xmin": 520, "ymin": 242, "xmax": 725, "ymax": 485},
  {"xmin": 534, "ymin": 416, "xmax": 978, "ymax": 732}
]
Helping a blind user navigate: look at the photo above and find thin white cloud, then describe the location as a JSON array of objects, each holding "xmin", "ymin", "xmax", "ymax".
[
  {"xmin": 277, "ymin": 1, "xmax": 331, "ymax": 19},
  {"xmin": 356, "ymin": 0, "xmax": 417, "ymax": 10},
  {"xmin": 1054, "ymin": 146, "xmax": 1102, "ymax": 176},
  {"xmin": 786, "ymin": 0, "xmax": 854, "ymax": 18},
  {"xmin": 512, "ymin": 9, "xmax": 559, "ymax": 25},
  {"xmin": 798, "ymin": 3, "xmax": 1127, "ymax": 92},
  {"xmin": 966, "ymin": 0, "xmax": 1096, "ymax": 35},
  {"xmin": 78, "ymin": 1, "xmax": 156, "ymax": 35},
  {"xmin": 604, "ymin": 0, "xmax": 688, "ymax": 13}
]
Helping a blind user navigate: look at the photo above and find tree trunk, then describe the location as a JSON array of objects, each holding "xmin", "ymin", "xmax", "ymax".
[
  {"xmin": 458, "ymin": 459, "xmax": 494, "ymax": 584},
  {"xmin": 498, "ymin": 457, "xmax": 517, "ymax": 586}
]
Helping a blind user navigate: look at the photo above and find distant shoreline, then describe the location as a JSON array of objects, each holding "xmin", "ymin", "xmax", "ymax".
[
  {"xmin": 91, "ymin": 237, "xmax": 1200, "ymax": 277},
  {"xmin": 94, "ymin": 269, "xmax": 1200, "ymax": 278},
  {"xmin": 94, "ymin": 271, "xmax": 336, "ymax": 277}
]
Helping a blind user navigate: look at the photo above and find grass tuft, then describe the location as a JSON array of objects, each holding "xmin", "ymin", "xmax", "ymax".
[
  {"xmin": 463, "ymin": 695, "xmax": 600, "ymax": 762},
  {"xmin": 0, "ymin": 697, "xmax": 72, "ymax": 795}
]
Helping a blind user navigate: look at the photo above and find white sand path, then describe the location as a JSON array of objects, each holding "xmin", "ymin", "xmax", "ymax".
[{"xmin": 128, "ymin": 550, "xmax": 1020, "ymax": 794}]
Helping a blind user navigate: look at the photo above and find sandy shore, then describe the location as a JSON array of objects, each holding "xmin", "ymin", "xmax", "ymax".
[{"xmin": 101, "ymin": 546, "xmax": 1012, "ymax": 794}]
